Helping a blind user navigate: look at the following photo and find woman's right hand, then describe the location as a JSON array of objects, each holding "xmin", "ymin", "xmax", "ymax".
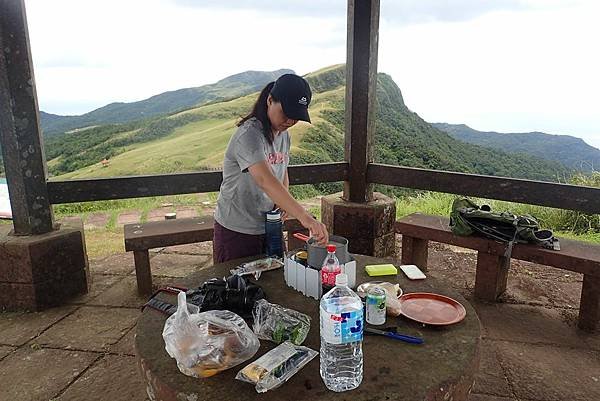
[{"xmin": 300, "ymin": 213, "xmax": 329, "ymax": 246}]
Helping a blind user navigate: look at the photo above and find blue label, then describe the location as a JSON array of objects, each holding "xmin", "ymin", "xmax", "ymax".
[
  {"xmin": 320, "ymin": 306, "xmax": 363, "ymax": 344},
  {"xmin": 340, "ymin": 310, "xmax": 363, "ymax": 343}
]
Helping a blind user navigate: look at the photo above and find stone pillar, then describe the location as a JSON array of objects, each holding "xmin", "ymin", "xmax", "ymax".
[
  {"xmin": 0, "ymin": 1, "xmax": 90, "ymax": 310},
  {"xmin": 0, "ymin": 218, "xmax": 90, "ymax": 311},
  {"xmin": 344, "ymin": 0, "xmax": 380, "ymax": 203},
  {"xmin": 322, "ymin": 192, "xmax": 396, "ymax": 257}
]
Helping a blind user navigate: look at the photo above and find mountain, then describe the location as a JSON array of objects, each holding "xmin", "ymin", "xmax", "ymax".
[
  {"xmin": 292, "ymin": 66, "xmax": 567, "ymax": 183},
  {"xmin": 433, "ymin": 123, "xmax": 600, "ymax": 172},
  {"xmin": 44, "ymin": 65, "xmax": 568, "ymax": 186},
  {"xmin": 39, "ymin": 69, "xmax": 294, "ymax": 135}
]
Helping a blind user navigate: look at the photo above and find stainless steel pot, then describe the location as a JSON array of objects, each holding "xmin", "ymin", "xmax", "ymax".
[{"xmin": 292, "ymin": 233, "xmax": 351, "ymax": 267}]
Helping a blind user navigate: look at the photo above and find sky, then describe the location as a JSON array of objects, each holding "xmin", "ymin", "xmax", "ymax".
[{"xmin": 23, "ymin": 0, "xmax": 600, "ymax": 148}]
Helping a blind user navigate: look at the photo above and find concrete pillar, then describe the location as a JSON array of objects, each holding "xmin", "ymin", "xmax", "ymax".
[
  {"xmin": 322, "ymin": 192, "xmax": 396, "ymax": 257},
  {"xmin": 0, "ymin": 218, "xmax": 90, "ymax": 311},
  {"xmin": 0, "ymin": 1, "xmax": 90, "ymax": 310}
]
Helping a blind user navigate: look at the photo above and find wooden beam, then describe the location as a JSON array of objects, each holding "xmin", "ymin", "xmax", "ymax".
[
  {"xmin": 344, "ymin": 0, "xmax": 380, "ymax": 203},
  {"xmin": 47, "ymin": 162, "xmax": 348, "ymax": 204},
  {"xmin": 0, "ymin": 0, "xmax": 54, "ymax": 234},
  {"xmin": 369, "ymin": 163, "xmax": 600, "ymax": 214}
]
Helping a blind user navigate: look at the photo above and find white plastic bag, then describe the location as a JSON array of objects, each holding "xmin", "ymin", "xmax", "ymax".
[{"xmin": 162, "ymin": 291, "xmax": 260, "ymax": 378}]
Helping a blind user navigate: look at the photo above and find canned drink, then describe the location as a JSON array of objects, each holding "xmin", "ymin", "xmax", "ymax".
[{"xmin": 366, "ymin": 286, "xmax": 386, "ymax": 325}]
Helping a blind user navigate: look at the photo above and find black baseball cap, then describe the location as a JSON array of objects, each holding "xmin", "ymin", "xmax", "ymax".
[{"xmin": 270, "ymin": 74, "xmax": 312, "ymax": 123}]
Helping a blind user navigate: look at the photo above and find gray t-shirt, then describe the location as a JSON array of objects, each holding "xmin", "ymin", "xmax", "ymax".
[{"xmin": 214, "ymin": 118, "xmax": 290, "ymax": 235}]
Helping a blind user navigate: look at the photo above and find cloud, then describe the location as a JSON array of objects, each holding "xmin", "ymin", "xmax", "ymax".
[
  {"xmin": 171, "ymin": 0, "xmax": 346, "ymax": 18},
  {"xmin": 171, "ymin": 0, "xmax": 584, "ymax": 25},
  {"xmin": 23, "ymin": 0, "xmax": 600, "ymax": 149}
]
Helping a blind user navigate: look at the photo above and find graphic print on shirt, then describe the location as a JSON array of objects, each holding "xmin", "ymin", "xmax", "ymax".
[{"xmin": 267, "ymin": 151, "xmax": 288, "ymax": 165}]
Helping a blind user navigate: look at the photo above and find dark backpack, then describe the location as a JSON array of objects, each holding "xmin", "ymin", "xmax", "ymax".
[{"xmin": 449, "ymin": 198, "xmax": 559, "ymax": 258}]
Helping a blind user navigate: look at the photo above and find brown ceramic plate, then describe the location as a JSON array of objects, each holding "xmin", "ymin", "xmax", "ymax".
[{"xmin": 398, "ymin": 292, "xmax": 467, "ymax": 326}]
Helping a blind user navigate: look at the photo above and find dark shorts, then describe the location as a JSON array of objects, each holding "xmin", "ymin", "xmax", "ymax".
[{"xmin": 212, "ymin": 221, "xmax": 265, "ymax": 264}]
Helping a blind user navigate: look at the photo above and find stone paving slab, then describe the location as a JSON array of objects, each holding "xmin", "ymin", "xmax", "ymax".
[
  {"xmin": 472, "ymin": 340, "xmax": 512, "ymax": 397},
  {"xmin": 85, "ymin": 212, "xmax": 110, "ymax": 230},
  {"xmin": 147, "ymin": 253, "xmax": 211, "ymax": 278},
  {"xmin": 503, "ymin": 265, "xmax": 582, "ymax": 309},
  {"xmin": 67, "ymin": 274, "xmax": 124, "ymax": 305},
  {"xmin": 58, "ymin": 216, "xmax": 82, "ymax": 226},
  {"xmin": 0, "ymin": 344, "xmax": 15, "ymax": 360},
  {"xmin": 117, "ymin": 211, "xmax": 142, "ymax": 226},
  {"xmin": 0, "ymin": 347, "xmax": 98, "ymax": 401},
  {"xmin": 90, "ymin": 252, "xmax": 138, "ymax": 276},
  {"xmin": 109, "ymin": 325, "xmax": 136, "ymax": 356},
  {"xmin": 147, "ymin": 207, "xmax": 172, "ymax": 222},
  {"xmin": 162, "ymin": 241, "xmax": 213, "ymax": 255},
  {"xmin": 174, "ymin": 207, "xmax": 199, "ymax": 219},
  {"xmin": 0, "ymin": 306, "xmax": 76, "ymax": 346},
  {"xmin": 428, "ymin": 243, "xmax": 585, "ymax": 311},
  {"xmin": 474, "ymin": 302, "xmax": 586, "ymax": 348},
  {"xmin": 468, "ymin": 395, "xmax": 516, "ymax": 401},
  {"xmin": 495, "ymin": 341, "xmax": 600, "ymax": 401},
  {"xmin": 584, "ymin": 331, "xmax": 600, "ymax": 351},
  {"xmin": 56, "ymin": 354, "xmax": 148, "ymax": 401},
  {"xmin": 90, "ymin": 276, "xmax": 175, "ymax": 308},
  {"xmin": 34, "ymin": 306, "xmax": 139, "ymax": 352}
]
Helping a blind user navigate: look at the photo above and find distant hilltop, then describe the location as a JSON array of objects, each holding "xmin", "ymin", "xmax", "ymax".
[
  {"xmin": 39, "ymin": 69, "xmax": 294, "ymax": 135},
  {"xmin": 36, "ymin": 64, "xmax": 566, "ymax": 185},
  {"xmin": 433, "ymin": 123, "xmax": 600, "ymax": 172}
]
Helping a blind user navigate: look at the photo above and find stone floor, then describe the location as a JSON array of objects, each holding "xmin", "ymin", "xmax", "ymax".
[{"xmin": 0, "ymin": 240, "xmax": 599, "ymax": 401}]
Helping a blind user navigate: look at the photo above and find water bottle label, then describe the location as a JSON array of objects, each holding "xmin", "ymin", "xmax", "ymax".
[{"xmin": 320, "ymin": 307, "xmax": 363, "ymax": 344}]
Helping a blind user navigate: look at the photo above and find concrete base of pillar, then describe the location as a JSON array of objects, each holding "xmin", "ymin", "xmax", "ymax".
[
  {"xmin": 0, "ymin": 219, "xmax": 90, "ymax": 311},
  {"xmin": 321, "ymin": 192, "xmax": 396, "ymax": 257}
]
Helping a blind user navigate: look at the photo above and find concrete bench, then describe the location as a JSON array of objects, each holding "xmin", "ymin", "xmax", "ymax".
[
  {"xmin": 124, "ymin": 216, "xmax": 305, "ymax": 295},
  {"xmin": 396, "ymin": 213, "xmax": 600, "ymax": 331}
]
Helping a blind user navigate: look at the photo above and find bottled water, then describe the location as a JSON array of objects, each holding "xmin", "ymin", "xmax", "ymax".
[
  {"xmin": 264, "ymin": 209, "xmax": 283, "ymax": 258},
  {"xmin": 319, "ymin": 273, "xmax": 363, "ymax": 392}
]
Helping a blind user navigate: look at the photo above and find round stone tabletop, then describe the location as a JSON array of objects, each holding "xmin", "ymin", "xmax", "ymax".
[{"xmin": 136, "ymin": 254, "xmax": 481, "ymax": 401}]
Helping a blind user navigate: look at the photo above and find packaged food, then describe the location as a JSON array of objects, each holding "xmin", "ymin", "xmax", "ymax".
[
  {"xmin": 236, "ymin": 341, "xmax": 318, "ymax": 393},
  {"xmin": 162, "ymin": 292, "xmax": 260, "ymax": 378},
  {"xmin": 252, "ymin": 299, "xmax": 310, "ymax": 345},
  {"xmin": 230, "ymin": 257, "xmax": 284, "ymax": 279}
]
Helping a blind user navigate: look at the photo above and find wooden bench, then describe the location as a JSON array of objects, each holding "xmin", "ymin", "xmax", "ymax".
[
  {"xmin": 124, "ymin": 216, "xmax": 305, "ymax": 295},
  {"xmin": 396, "ymin": 213, "xmax": 600, "ymax": 331}
]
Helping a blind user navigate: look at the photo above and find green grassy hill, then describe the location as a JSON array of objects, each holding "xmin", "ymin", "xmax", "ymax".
[
  {"xmin": 48, "ymin": 65, "xmax": 569, "ymax": 184},
  {"xmin": 433, "ymin": 123, "xmax": 600, "ymax": 172},
  {"xmin": 40, "ymin": 69, "xmax": 293, "ymax": 136}
]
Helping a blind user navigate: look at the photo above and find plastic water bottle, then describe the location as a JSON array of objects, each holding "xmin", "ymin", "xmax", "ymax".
[
  {"xmin": 265, "ymin": 209, "xmax": 283, "ymax": 258},
  {"xmin": 319, "ymin": 273, "xmax": 363, "ymax": 392},
  {"xmin": 321, "ymin": 244, "xmax": 342, "ymax": 293}
]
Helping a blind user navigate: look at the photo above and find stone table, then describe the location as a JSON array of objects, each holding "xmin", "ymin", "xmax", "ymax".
[{"xmin": 136, "ymin": 255, "xmax": 481, "ymax": 401}]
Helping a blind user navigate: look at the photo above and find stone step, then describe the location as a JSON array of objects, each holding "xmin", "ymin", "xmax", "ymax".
[
  {"xmin": 116, "ymin": 211, "xmax": 141, "ymax": 226},
  {"xmin": 84, "ymin": 212, "xmax": 110, "ymax": 230}
]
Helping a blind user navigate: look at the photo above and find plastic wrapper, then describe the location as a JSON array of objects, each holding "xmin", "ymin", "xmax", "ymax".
[
  {"xmin": 357, "ymin": 282, "xmax": 402, "ymax": 317},
  {"xmin": 385, "ymin": 287, "xmax": 402, "ymax": 317},
  {"xmin": 162, "ymin": 291, "xmax": 260, "ymax": 378},
  {"xmin": 252, "ymin": 299, "xmax": 310, "ymax": 345},
  {"xmin": 378, "ymin": 283, "xmax": 402, "ymax": 317},
  {"xmin": 230, "ymin": 257, "xmax": 284, "ymax": 280},
  {"xmin": 236, "ymin": 341, "xmax": 318, "ymax": 393}
]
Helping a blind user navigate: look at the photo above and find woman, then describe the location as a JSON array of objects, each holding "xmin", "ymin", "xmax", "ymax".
[{"xmin": 213, "ymin": 73, "xmax": 329, "ymax": 263}]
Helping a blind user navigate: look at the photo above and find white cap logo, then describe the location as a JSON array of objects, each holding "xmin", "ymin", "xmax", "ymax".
[{"xmin": 298, "ymin": 96, "xmax": 308, "ymax": 106}]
